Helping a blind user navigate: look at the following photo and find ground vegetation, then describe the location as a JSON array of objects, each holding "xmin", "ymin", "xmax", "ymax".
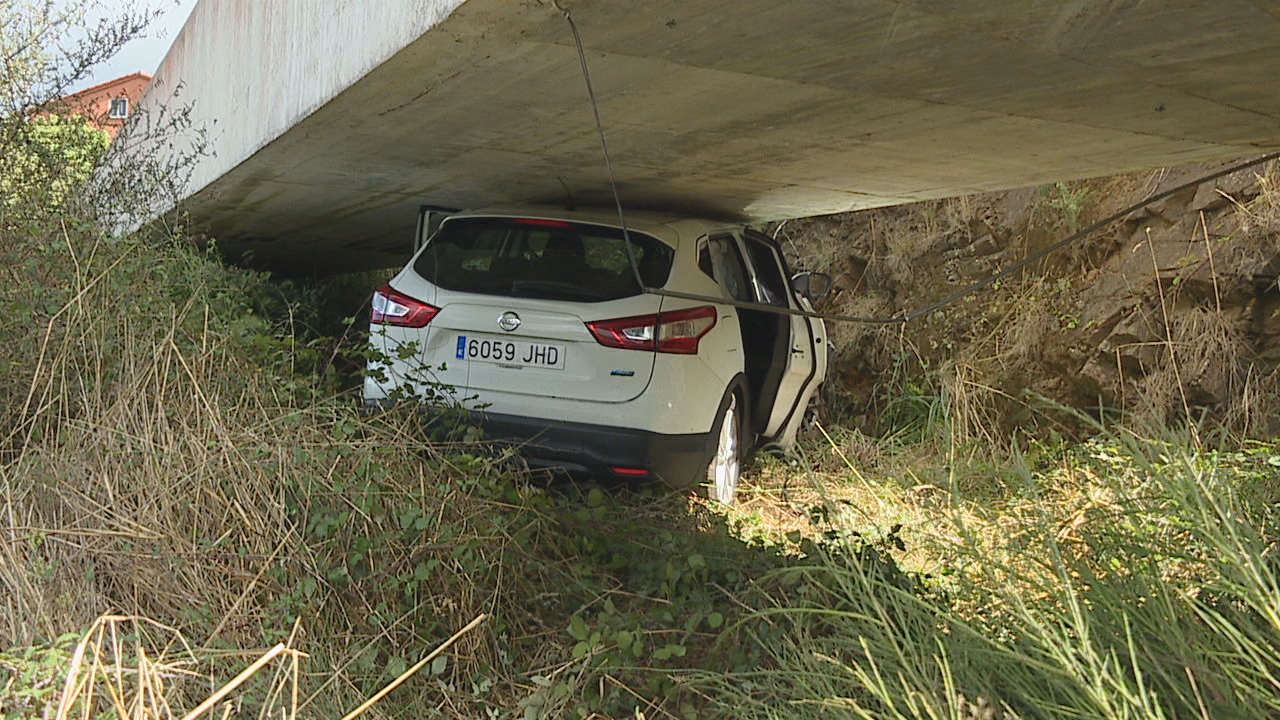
[{"xmin": 4, "ymin": 4, "xmax": 1280, "ymax": 718}]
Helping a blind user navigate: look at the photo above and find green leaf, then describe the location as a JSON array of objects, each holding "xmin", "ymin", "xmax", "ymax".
[
  {"xmin": 707, "ymin": 612, "xmax": 724, "ymax": 629},
  {"xmin": 586, "ymin": 488, "xmax": 605, "ymax": 507},
  {"xmin": 569, "ymin": 615, "xmax": 588, "ymax": 642},
  {"xmin": 386, "ymin": 657, "xmax": 406, "ymax": 678},
  {"xmin": 431, "ymin": 655, "xmax": 448, "ymax": 675},
  {"xmin": 571, "ymin": 641, "xmax": 591, "ymax": 659}
]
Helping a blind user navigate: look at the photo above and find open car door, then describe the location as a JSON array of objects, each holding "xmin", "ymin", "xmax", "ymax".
[
  {"xmin": 413, "ymin": 205, "xmax": 456, "ymax": 254},
  {"xmin": 740, "ymin": 230, "xmax": 828, "ymax": 449}
]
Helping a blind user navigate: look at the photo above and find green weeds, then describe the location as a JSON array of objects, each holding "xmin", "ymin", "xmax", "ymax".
[
  {"xmin": 1040, "ymin": 181, "xmax": 1092, "ymax": 234},
  {"xmin": 703, "ymin": 433, "xmax": 1280, "ymax": 719},
  {"xmin": 0, "ymin": 634, "xmax": 79, "ymax": 719}
]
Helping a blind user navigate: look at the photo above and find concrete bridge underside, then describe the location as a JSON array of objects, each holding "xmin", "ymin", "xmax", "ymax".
[{"xmin": 137, "ymin": 0, "xmax": 1280, "ymax": 272}]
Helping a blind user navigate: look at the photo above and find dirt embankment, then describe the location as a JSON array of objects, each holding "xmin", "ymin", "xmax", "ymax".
[{"xmin": 779, "ymin": 158, "xmax": 1280, "ymax": 439}]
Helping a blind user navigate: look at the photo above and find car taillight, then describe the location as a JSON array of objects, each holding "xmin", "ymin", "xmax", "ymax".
[
  {"xmin": 586, "ymin": 306, "xmax": 716, "ymax": 354},
  {"xmin": 371, "ymin": 284, "xmax": 439, "ymax": 327}
]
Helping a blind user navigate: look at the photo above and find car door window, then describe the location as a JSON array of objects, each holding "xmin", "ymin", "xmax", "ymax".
[
  {"xmin": 743, "ymin": 235, "xmax": 791, "ymax": 308},
  {"xmin": 706, "ymin": 234, "xmax": 753, "ymax": 302}
]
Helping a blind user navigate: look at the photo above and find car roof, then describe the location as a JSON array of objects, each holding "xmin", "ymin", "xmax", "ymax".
[{"xmin": 445, "ymin": 204, "xmax": 738, "ymax": 247}]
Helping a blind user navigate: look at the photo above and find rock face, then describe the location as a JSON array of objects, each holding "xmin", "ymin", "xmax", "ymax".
[{"xmin": 779, "ymin": 157, "xmax": 1280, "ymax": 439}]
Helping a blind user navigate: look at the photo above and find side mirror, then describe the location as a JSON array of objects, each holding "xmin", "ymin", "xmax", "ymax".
[{"xmin": 791, "ymin": 271, "xmax": 833, "ymax": 302}]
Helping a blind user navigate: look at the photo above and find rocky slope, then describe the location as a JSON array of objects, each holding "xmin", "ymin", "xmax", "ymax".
[{"xmin": 779, "ymin": 157, "xmax": 1280, "ymax": 440}]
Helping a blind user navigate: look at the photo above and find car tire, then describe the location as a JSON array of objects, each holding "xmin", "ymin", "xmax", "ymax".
[{"xmin": 705, "ymin": 391, "xmax": 742, "ymax": 505}]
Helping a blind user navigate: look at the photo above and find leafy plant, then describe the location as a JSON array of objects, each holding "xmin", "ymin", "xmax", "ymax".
[
  {"xmin": 1040, "ymin": 181, "xmax": 1092, "ymax": 233},
  {"xmin": 0, "ymin": 113, "xmax": 108, "ymax": 221},
  {"xmin": 0, "ymin": 633, "xmax": 79, "ymax": 719}
]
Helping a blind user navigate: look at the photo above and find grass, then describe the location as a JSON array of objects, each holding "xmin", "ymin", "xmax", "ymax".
[
  {"xmin": 5, "ymin": 219, "xmax": 1280, "ymax": 720},
  {"xmin": 698, "ymin": 421, "xmax": 1280, "ymax": 720},
  {"xmin": 0, "ymin": 212, "xmax": 840, "ymax": 717}
]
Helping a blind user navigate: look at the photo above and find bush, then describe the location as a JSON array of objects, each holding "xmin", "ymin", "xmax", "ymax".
[{"xmin": 0, "ymin": 114, "xmax": 109, "ymax": 223}]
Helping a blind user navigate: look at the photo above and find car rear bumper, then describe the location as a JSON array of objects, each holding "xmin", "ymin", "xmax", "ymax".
[
  {"xmin": 477, "ymin": 411, "xmax": 714, "ymax": 488},
  {"xmin": 364, "ymin": 401, "xmax": 713, "ymax": 488}
]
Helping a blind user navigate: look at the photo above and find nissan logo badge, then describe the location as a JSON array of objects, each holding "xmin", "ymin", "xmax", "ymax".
[{"xmin": 497, "ymin": 311, "xmax": 521, "ymax": 332}]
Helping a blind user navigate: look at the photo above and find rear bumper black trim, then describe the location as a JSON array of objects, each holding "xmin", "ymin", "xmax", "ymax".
[
  {"xmin": 479, "ymin": 411, "xmax": 714, "ymax": 487},
  {"xmin": 364, "ymin": 401, "xmax": 715, "ymax": 488}
]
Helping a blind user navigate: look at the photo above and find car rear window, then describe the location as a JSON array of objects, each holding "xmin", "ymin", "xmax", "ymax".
[{"xmin": 413, "ymin": 217, "xmax": 673, "ymax": 302}]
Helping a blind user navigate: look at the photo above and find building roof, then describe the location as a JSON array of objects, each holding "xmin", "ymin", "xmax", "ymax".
[{"xmin": 62, "ymin": 72, "xmax": 153, "ymax": 102}]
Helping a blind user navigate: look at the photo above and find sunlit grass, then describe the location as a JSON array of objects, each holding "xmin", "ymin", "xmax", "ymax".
[{"xmin": 698, "ymin": 420, "xmax": 1280, "ymax": 719}]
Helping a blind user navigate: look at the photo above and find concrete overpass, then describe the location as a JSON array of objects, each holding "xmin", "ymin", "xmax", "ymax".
[{"xmin": 124, "ymin": 0, "xmax": 1280, "ymax": 272}]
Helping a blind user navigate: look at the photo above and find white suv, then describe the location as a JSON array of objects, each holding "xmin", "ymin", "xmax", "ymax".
[{"xmin": 363, "ymin": 205, "xmax": 829, "ymax": 504}]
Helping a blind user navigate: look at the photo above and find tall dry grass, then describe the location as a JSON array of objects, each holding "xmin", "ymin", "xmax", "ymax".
[
  {"xmin": 1, "ymin": 217, "xmax": 816, "ymax": 719},
  {"xmin": 0, "ymin": 220, "xmax": 571, "ymax": 717}
]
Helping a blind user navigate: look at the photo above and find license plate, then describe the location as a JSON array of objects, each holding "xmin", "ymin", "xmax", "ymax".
[{"xmin": 455, "ymin": 335, "xmax": 566, "ymax": 370}]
